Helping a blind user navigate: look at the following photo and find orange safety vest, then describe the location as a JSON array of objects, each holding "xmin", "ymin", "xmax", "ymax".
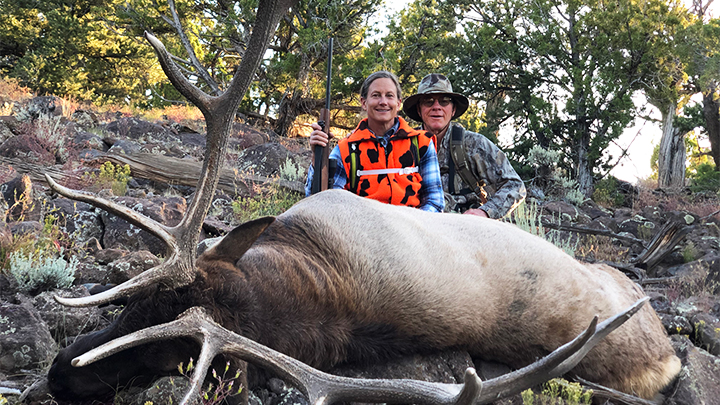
[{"xmin": 338, "ymin": 117, "xmax": 436, "ymax": 207}]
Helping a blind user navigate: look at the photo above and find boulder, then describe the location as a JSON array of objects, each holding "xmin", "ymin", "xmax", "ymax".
[
  {"xmin": 236, "ymin": 142, "xmax": 307, "ymax": 179},
  {"xmin": 0, "ymin": 303, "xmax": 56, "ymax": 374},
  {"xmin": 0, "ymin": 135, "xmax": 55, "ymax": 164},
  {"xmin": 107, "ymin": 250, "xmax": 162, "ymax": 284},
  {"xmin": 667, "ymin": 335, "xmax": 720, "ymax": 405},
  {"xmin": 21, "ymin": 287, "xmax": 109, "ymax": 347},
  {"xmin": 48, "ymin": 197, "xmax": 103, "ymax": 244},
  {"xmin": 103, "ymin": 117, "xmax": 179, "ymax": 144},
  {"xmin": 101, "ymin": 195, "xmax": 186, "ymax": 255}
]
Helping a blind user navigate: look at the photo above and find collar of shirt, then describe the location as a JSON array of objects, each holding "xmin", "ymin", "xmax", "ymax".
[
  {"xmin": 370, "ymin": 117, "xmax": 399, "ymax": 150},
  {"xmin": 368, "ymin": 117, "xmax": 399, "ymax": 139}
]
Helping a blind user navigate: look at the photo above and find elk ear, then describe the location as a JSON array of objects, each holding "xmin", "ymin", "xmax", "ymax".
[{"xmin": 203, "ymin": 216, "xmax": 275, "ymax": 262}]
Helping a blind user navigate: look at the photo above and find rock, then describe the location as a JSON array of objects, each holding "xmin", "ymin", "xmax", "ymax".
[
  {"xmin": 541, "ymin": 200, "xmax": 580, "ymax": 222},
  {"xmin": 2, "ymin": 174, "xmax": 43, "ymax": 222},
  {"xmin": 70, "ymin": 109, "xmax": 99, "ymax": 129},
  {"xmin": 9, "ymin": 221, "xmax": 42, "ymax": 236},
  {"xmin": 331, "ymin": 350, "xmax": 474, "ymax": 383},
  {"xmin": 21, "ymin": 287, "xmax": 109, "ymax": 347},
  {"xmin": 0, "ymin": 303, "xmax": 56, "ymax": 374},
  {"xmin": 107, "ymin": 250, "xmax": 162, "ymax": 284},
  {"xmin": 72, "ymin": 261, "xmax": 109, "ymax": 285},
  {"xmin": 19, "ymin": 96, "xmax": 62, "ymax": 121},
  {"xmin": 95, "ymin": 248, "xmax": 128, "ymax": 265},
  {"xmin": 659, "ymin": 313, "xmax": 693, "ymax": 336},
  {"xmin": 231, "ymin": 122, "xmax": 268, "ymax": 150},
  {"xmin": 667, "ymin": 335, "xmax": 720, "ymax": 405},
  {"xmin": 180, "ymin": 131, "xmax": 207, "ymax": 150},
  {"xmin": 48, "ymin": 197, "xmax": 103, "ymax": 244},
  {"xmin": 0, "ymin": 117, "xmax": 16, "ymax": 144},
  {"xmin": 71, "ymin": 130, "xmax": 107, "ymax": 152},
  {"xmin": 618, "ymin": 215, "xmax": 655, "ymax": 240},
  {"xmin": 103, "ymin": 117, "xmax": 179, "ymax": 144},
  {"xmin": 101, "ymin": 195, "xmax": 187, "ymax": 255},
  {"xmin": 107, "ymin": 139, "xmax": 142, "ymax": 155},
  {"xmin": 586, "ymin": 216, "xmax": 619, "ymax": 233},
  {"xmin": 236, "ymin": 143, "xmax": 304, "ymax": 178},
  {"xmin": 579, "ymin": 199, "xmax": 612, "ymax": 220},
  {"xmin": 690, "ymin": 313, "xmax": 720, "ymax": 356},
  {"xmin": 114, "ymin": 376, "xmax": 199, "ymax": 405}
]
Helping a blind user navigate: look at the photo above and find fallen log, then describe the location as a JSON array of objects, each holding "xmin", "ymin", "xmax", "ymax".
[{"xmin": 0, "ymin": 153, "xmax": 305, "ymax": 198}]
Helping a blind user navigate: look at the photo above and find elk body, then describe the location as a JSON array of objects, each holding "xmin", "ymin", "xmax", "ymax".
[{"xmin": 48, "ymin": 189, "xmax": 680, "ymax": 402}]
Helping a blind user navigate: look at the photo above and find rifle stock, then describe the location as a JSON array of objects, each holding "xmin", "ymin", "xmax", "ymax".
[{"xmin": 310, "ymin": 37, "xmax": 333, "ymax": 195}]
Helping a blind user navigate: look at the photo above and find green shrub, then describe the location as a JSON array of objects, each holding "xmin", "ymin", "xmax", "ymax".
[
  {"xmin": 592, "ymin": 177, "xmax": 625, "ymax": 207},
  {"xmin": 506, "ymin": 201, "xmax": 578, "ymax": 257},
  {"xmin": 278, "ymin": 157, "xmax": 303, "ymax": 182},
  {"xmin": 682, "ymin": 241, "xmax": 699, "ymax": 263},
  {"xmin": 232, "ymin": 185, "xmax": 303, "ymax": 224},
  {"xmin": 99, "ymin": 161, "xmax": 132, "ymax": 196},
  {"xmin": 521, "ymin": 378, "xmax": 592, "ymax": 404},
  {"xmin": 83, "ymin": 161, "xmax": 132, "ymax": 196},
  {"xmin": 9, "ymin": 250, "xmax": 77, "ymax": 295},
  {"xmin": 688, "ymin": 162, "xmax": 720, "ymax": 193}
]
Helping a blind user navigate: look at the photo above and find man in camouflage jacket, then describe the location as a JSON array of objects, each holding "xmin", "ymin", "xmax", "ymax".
[{"xmin": 403, "ymin": 74, "xmax": 526, "ymax": 219}]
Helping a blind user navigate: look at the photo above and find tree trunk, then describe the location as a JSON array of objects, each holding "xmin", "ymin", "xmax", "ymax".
[
  {"xmin": 658, "ymin": 102, "xmax": 687, "ymax": 189},
  {"xmin": 702, "ymin": 88, "xmax": 720, "ymax": 168},
  {"xmin": 576, "ymin": 133, "xmax": 594, "ymax": 197}
]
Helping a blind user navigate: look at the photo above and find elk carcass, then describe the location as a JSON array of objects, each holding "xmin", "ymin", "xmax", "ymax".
[
  {"xmin": 46, "ymin": 188, "xmax": 680, "ymax": 403},
  {"xmin": 43, "ymin": 1, "xmax": 679, "ymax": 401}
]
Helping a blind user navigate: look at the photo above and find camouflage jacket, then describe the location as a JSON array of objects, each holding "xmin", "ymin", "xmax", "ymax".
[{"xmin": 437, "ymin": 123, "xmax": 526, "ymax": 218}]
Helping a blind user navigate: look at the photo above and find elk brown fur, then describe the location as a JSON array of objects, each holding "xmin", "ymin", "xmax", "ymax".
[{"xmin": 48, "ymin": 190, "xmax": 680, "ymax": 401}]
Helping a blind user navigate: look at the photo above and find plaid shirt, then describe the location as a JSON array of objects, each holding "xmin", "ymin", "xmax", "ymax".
[{"xmin": 305, "ymin": 119, "xmax": 444, "ymax": 212}]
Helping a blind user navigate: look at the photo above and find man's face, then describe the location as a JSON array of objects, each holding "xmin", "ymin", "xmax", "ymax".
[{"xmin": 418, "ymin": 95, "xmax": 456, "ymax": 135}]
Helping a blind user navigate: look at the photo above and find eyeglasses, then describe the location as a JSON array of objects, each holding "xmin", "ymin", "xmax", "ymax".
[{"xmin": 420, "ymin": 96, "xmax": 453, "ymax": 108}]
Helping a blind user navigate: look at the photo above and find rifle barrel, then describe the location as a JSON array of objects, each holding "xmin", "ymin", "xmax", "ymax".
[{"xmin": 310, "ymin": 37, "xmax": 334, "ymax": 195}]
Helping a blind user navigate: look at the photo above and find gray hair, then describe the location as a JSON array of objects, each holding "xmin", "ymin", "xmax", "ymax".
[{"xmin": 360, "ymin": 71, "xmax": 402, "ymax": 100}]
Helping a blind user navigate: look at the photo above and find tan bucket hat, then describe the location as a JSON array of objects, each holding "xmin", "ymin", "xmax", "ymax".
[{"xmin": 403, "ymin": 74, "xmax": 470, "ymax": 122}]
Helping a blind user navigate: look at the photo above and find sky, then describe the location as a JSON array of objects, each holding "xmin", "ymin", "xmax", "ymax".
[{"xmin": 375, "ymin": 0, "xmax": 718, "ymax": 184}]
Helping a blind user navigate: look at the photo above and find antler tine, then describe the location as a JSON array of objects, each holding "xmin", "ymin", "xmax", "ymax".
[
  {"xmin": 144, "ymin": 31, "xmax": 214, "ymax": 113},
  {"xmin": 70, "ymin": 300, "xmax": 647, "ymax": 405},
  {"xmin": 45, "ymin": 174, "xmax": 197, "ymax": 307},
  {"xmin": 476, "ymin": 297, "xmax": 649, "ymax": 403},
  {"xmin": 54, "ymin": 255, "xmax": 194, "ymax": 307},
  {"xmin": 45, "ymin": 174, "xmax": 175, "ymax": 245}
]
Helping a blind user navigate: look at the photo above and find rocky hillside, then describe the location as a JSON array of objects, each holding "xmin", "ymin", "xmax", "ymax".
[{"xmin": 0, "ymin": 94, "xmax": 718, "ymax": 405}]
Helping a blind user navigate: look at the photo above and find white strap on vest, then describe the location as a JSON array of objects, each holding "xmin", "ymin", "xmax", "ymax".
[{"xmin": 356, "ymin": 166, "xmax": 419, "ymax": 176}]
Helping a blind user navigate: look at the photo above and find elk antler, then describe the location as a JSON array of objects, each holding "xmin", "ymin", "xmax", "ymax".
[
  {"xmin": 45, "ymin": 174, "xmax": 193, "ymax": 307},
  {"xmin": 71, "ymin": 298, "xmax": 650, "ymax": 405},
  {"xmin": 46, "ymin": 0, "xmax": 299, "ymax": 308}
]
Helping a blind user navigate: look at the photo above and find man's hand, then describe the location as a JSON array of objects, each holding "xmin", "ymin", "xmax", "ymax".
[
  {"xmin": 309, "ymin": 122, "xmax": 330, "ymax": 147},
  {"xmin": 463, "ymin": 208, "xmax": 489, "ymax": 218}
]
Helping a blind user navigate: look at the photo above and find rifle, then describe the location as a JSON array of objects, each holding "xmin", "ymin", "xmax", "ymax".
[{"xmin": 310, "ymin": 37, "xmax": 333, "ymax": 195}]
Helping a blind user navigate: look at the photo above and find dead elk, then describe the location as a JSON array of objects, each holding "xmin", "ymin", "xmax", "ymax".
[{"xmin": 46, "ymin": 189, "xmax": 681, "ymax": 404}]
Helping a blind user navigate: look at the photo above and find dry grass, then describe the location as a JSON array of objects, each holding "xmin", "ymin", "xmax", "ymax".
[
  {"xmin": 632, "ymin": 179, "xmax": 720, "ymax": 221},
  {"xmin": 0, "ymin": 76, "xmax": 34, "ymax": 115},
  {"xmin": 139, "ymin": 104, "xmax": 205, "ymax": 129},
  {"xmin": 576, "ymin": 235, "xmax": 631, "ymax": 263}
]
